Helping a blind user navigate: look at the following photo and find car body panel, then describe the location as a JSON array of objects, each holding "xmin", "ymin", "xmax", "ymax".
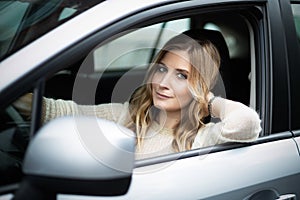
[
  {"xmin": 294, "ymin": 135, "xmax": 300, "ymax": 154},
  {"xmin": 58, "ymin": 137, "xmax": 300, "ymax": 199}
]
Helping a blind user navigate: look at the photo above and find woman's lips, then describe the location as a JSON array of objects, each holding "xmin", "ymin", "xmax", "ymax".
[{"xmin": 156, "ymin": 91, "xmax": 171, "ymax": 99}]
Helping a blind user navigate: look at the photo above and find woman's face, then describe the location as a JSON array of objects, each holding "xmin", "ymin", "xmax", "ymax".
[{"xmin": 151, "ymin": 50, "xmax": 193, "ymax": 114}]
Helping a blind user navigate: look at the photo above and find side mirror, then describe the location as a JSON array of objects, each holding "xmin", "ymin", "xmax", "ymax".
[{"xmin": 13, "ymin": 116, "xmax": 135, "ymax": 200}]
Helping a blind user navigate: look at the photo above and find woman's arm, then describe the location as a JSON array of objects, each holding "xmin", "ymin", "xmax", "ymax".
[
  {"xmin": 41, "ymin": 97, "xmax": 80, "ymax": 123},
  {"xmin": 42, "ymin": 98, "xmax": 129, "ymax": 124},
  {"xmin": 13, "ymin": 93, "xmax": 83, "ymax": 122},
  {"xmin": 13, "ymin": 93, "xmax": 129, "ymax": 125},
  {"xmin": 209, "ymin": 95, "xmax": 261, "ymax": 141},
  {"xmin": 192, "ymin": 95, "xmax": 261, "ymax": 149}
]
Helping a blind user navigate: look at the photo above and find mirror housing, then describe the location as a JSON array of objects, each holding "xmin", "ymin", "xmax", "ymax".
[{"xmin": 13, "ymin": 116, "xmax": 135, "ymax": 199}]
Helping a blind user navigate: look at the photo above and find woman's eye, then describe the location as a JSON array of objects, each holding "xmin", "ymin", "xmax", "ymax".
[
  {"xmin": 156, "ymin": 65, "xmax": 167, "ymax": 73},
  {"xmin": 177, "ymin": 73, "xmax": 187, "ymax": 79}
]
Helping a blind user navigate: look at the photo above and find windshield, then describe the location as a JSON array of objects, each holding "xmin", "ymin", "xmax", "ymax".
[{"xmin": 0, "ymin": 0, "xmax": 105, "ymax": 61}]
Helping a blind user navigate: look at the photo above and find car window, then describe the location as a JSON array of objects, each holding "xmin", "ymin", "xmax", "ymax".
[
  {"xmin": 291, "ymin": 4, "xmax": 300, "ymax": 42},
  {"xmin": 0, "ymin": 91, "xmax": 32, "ymax": 187},
  {"xmin": 0, "ymin": 0, "xmax": 105, "ymax": 61},
  {"xmin": 44, "ymin": 9, "xmax": 259, "ymax": 142}
]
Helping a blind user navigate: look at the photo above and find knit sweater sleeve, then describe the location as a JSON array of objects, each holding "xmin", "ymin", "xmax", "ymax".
[
  {"xmin": 42, "ymin": 97, "xmax": 130, "ymax": 125},
  {"xmin": 192, "ymin": 98, "xmax": 261, "ymax": 149}
]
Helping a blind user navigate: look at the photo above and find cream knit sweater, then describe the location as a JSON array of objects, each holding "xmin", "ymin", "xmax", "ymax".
[{"xmin": 42, "ymin": 97, "xmax": 261, "ymax": 160}]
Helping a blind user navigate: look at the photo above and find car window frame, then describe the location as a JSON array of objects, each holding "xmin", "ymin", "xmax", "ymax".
[
  {"xmin": 38, "ymin": 2, "xmax": 270, "ymax": 164},
  {"xmin": 284, "ymin": 0, "xmax": 300, "ymax": 134}
]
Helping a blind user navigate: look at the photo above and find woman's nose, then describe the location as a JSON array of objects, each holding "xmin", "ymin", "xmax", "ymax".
[{"xmin": 158, "ymin": 73, "xmax": 172, "ymax": 88}]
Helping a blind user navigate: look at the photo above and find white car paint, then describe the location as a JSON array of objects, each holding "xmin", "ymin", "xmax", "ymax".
[{"xmin": 59, "ymin": 138, "xmax": 300, "ymax": 199}]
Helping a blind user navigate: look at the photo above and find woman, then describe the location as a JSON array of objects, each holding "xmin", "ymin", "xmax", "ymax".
[{"xmin": 14, "ymin": 32, "xmax": 261, "ymax": 160}]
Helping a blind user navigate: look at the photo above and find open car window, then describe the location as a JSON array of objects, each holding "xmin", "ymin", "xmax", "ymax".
[{"xmin": 44, "ymin": 8, "xmax": 259, "ymax": 158}]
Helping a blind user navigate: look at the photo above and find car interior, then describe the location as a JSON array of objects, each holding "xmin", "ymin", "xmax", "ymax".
[{"xmin": 45, "ymin": 11, "xmax": 254, "ymax": 108}]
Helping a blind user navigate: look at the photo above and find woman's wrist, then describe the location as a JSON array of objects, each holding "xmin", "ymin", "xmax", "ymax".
[{"xmin": 208, "ymin": 95, "xmax": 218, "ymax": 118}]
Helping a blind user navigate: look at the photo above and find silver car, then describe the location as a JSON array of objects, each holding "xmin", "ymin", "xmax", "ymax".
[{"xmin": 1, "ymin": 0, "xmax": 300, "ymax": 199}]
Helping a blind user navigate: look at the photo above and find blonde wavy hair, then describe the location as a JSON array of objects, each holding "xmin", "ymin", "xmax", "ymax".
[{"xmin": 126, "ymin": 33, "xmax": 221, "ymax": 152}]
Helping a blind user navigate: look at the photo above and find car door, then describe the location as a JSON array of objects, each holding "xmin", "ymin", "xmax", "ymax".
[
  {"xmin": 1, "ymin": 0, "xmax": 300, "ymax": 199},
  {"xmin": 57, "ymin": 1, "xmax": 300, "ymax": 199}
]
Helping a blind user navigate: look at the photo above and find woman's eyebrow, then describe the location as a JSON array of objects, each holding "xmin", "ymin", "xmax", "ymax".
[
  {"xmin": 176, "ymin": 68, "xmax": 190, "ymax": 75},
  {"xmin": 158, "ymin": 61, "xmax": 189, "ymax": 74},
  {"xmin": 158, "ymin": 61, "xmax": 167, "ymax": 67}
]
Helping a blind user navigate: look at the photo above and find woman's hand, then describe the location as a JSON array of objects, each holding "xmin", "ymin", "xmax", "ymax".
[
  {"xmin": 206, "ymin": 92, "xmax": 214, "ymax": 102},
  {"xmin": 13, "ymin": 93, "xmax": 33, "ymax": 116}
]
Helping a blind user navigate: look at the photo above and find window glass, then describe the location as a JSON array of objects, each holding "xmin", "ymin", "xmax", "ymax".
[
  {"xmin": 0, "ymin": 92, "xmax": 32, "ymax": 186},
  {"xmin": 0, "ymin": 1, "xmax": 29, "ymax": 59},
  {"xmin": 0, "ymin": 0, "xmax": 105, "ymax": 61},
  {"xmin": 93, "ymin": 18, "xmax": 190, "ymax": 72},
  {"xmin": 292, "ymin": 4, "xmax": 300, "ymax": 41}
]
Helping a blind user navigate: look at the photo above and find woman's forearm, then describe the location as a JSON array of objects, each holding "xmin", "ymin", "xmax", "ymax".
[
  {"xmin": 209, "ymin": 96, "xmax": 261, "ymax": 140},
  {"xmin": 41, "ymin": 97, "xmax": 81, "ymax": 123},
  {"xmin": 209, "ymin": 96, "xmax": 243, "ymax": 120}
]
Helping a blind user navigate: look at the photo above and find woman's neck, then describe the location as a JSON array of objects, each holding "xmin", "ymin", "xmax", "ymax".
[{"xmin": 156, "ymin": 111, "xmax": 181, "ymax": 129}]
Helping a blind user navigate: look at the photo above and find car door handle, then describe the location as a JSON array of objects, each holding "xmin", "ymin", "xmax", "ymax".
[
  {"xmin": 276, "ymin": 194, "xmax": 297, "ymax": 200},
  {"xmin": 244, "ymin": 190, "xmax": 297, "ymax": 200}
]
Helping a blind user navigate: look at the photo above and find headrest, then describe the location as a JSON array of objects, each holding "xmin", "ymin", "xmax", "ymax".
[{"xmin": 182, "ymin": 29, "xmax": 230, "ymax": 66}]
